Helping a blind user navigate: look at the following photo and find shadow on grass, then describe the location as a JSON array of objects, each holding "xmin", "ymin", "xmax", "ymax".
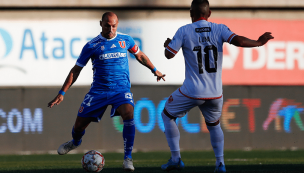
[{"xmin": 1, "ymin": 164, "xmax": 304, "ymax": 173}]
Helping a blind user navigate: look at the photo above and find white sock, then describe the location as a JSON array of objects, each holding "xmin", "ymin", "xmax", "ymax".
[
  {"xmin": 171, "ymin": 151, "xmax": 181, "ymax": 163},
  {"xmin": 162, "ymin": 111, "xmax": 181, "ymax": 163},
  {"xmin": 207, "ymin": 123, "xmax": 225, "ymax": 166}
]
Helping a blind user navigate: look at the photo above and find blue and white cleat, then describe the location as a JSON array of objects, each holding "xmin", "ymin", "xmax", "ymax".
[
  {"xmin": 214, "ymin": 162, "xmax": 226, "ymax": 173},
  {"xmin": 161, "ymin": 157, "xmax": 185, "ymax": 171},
  {"xmin": 123, "ymin": 157, "xmax": 135, "ymax": 172},
  {"xmin": 57, "ymin": 140, "xmax": 80, "ymax": 155}
]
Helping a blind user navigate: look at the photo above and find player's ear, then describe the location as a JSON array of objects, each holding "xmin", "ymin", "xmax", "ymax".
[
  {"xmin": 190, "ymin": 9, "xmax": 194, "ymax": 18},
  {"xmin": 190, "ymin": 9, "xmax": 195, "ymax": 22},
  {"xmin": 208, "ymin": 10, "xmax": 212, "ymax": 18},
  {"xmin": 100, "ymin": 20, "xmax": 102, "ymax": 27}
]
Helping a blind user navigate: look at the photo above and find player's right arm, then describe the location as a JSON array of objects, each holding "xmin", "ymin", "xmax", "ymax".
[
  {"xmin": 48, "ymin": 65, "xmax": 83, "ymax": 108},
  {"xmin": 48, "ymin": 42, "xmax": 93, "ymax": 108},
  {"xmin": 230, "ymin": 32, "xmax": 274, "ymax": 47}
]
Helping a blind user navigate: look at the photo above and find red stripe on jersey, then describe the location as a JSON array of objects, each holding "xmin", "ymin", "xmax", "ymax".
[
  {"xmin": 166, "ymin": 46, "xmax": 177, "ymax": 54},
  {"xmin": 227, "ymin": 33, "xmax": 236, "ymax": 43},
  {"xmin": 194, "ymin": 17, "xmax": 208, "ymax": 22},
  {"xmin": 179, "ymin": 88, "xmax": 223, "ymax": 100},
  {"xmin": 128, "ymin": 44, "xmax": 139, "ymax": 54}
]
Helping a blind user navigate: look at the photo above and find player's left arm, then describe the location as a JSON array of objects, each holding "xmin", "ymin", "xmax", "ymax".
[
  {"xmin": 134, "ymin": 51, "xmax": 166, "ymax": 82},
  {"xmin": 230, "ymin": 32, "xmax": 274, "ymax": 47}
]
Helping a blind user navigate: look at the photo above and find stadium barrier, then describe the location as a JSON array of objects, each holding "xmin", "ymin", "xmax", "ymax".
[{"xmin": 0, "ymin": 85, "xmax": 303, "ymax": 154}]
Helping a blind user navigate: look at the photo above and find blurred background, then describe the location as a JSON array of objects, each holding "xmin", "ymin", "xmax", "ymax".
[{"xmin": 0, "ymin": 0, "xmax": 304, "ymax": 155}]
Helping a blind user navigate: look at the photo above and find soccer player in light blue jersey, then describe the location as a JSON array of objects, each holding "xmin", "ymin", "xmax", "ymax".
[
  {"xmin": 48, "ymin": 12, "xmax": 165, "ymax": 172},
  {"xmin": 160, "ymin": 0, "xmax": 273, "ymax": 172}
]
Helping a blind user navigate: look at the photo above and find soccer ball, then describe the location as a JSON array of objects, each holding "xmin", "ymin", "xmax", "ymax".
[{"xmin": 81, "ymin": 150, "xmax": 105, "ymax": 172}]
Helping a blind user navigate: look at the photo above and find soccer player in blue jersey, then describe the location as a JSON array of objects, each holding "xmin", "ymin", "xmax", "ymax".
[{"xmin": 48, "ymin": 12, "xmax": 165, "ymax": 172}]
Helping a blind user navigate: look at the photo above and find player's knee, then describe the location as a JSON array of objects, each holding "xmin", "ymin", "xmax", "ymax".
[
  {"xmin": 121, "ymin": 111, "xmax": 134, "ymax": 120},
  {"xmin": 206, "ymin": 120, "xmax": 220, "ymax": 127},
  {"xmin": 73, "ymin": 126, "xmax": 85, "ymax": 133},
  {"xmin": 163, "ymin": 108, "xmax": 176, "ymax": 120}
]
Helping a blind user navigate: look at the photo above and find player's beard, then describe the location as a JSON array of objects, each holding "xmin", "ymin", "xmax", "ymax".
[{"xmin": 106, "ymin": 32, "xmax": 115, "ymax": 39}]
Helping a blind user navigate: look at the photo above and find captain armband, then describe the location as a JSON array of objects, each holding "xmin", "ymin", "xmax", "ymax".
[{"xmin": 128, "ymin": 45, "xmax": 140, "ymax": 54}]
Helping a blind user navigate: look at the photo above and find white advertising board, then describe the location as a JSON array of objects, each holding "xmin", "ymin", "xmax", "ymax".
[
  {"xmin": 0, "ymin": 19, "xmax": 188, "ymax": 86},
  {"xmin": 3, "ymin": 18, "xmax": 303, "ymax": 86}
]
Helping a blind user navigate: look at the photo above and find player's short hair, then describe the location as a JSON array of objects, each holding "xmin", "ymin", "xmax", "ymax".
[
  {"xmin": 101, "ymin": 12, "xmax": 118, "ymax": 21},
  {"xmin": 191, "ymin": 0, "xmax": 210, "ymax": 17},
  {"xmin": 191, "ymin": 0, "xmax": 209, "ymax": 7}
]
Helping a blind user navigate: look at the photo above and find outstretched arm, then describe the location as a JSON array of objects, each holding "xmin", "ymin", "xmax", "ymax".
[
  {"xmin": 48, "ymin": 65, "xmax": 83, "ymax": 108},
  {"xmin": 230, "ymin": 32, "xmax": 274, "ymax": 47},
  {"xmin": 134, "ymin": 51, "xmax": 166, "ymax": 82}
]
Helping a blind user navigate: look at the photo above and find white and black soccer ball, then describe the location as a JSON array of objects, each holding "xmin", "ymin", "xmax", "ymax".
[{"xmin": 81, "ymin": 150, "xmax": 105, "ymax": 172}]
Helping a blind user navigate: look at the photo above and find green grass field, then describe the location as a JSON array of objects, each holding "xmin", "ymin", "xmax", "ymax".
[{"xmin": 1, "ymin": 150, "xmax": 304, "ymax": 173}]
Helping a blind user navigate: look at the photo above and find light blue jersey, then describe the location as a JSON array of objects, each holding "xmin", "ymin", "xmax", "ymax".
[{"xmin": 76, "ymin": 32, "xmax": 140, "ymax": 93}]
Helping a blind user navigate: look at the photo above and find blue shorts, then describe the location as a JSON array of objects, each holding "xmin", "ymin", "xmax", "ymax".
[{"xmin": 77, "ymin": 91, "xmax": 134, "ymax": 122}]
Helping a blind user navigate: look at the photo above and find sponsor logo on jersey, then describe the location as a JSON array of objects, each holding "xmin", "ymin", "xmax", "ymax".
[
  {"xmin": 79, "ymin": 106, "xmax": 84, "ymax": 113},
  {"xmin": 99, "ymin": 52, "xmax": 127, "ymax": 60},
  {"xmin": 119, "ymin": 41, "xmax": 126, "ymax": 48},
  {"xmin": 195, "ymin": 27, "xmax": 211, "ymax": 33},
  {"xmin": 168, "ymin": 95, "xmax": 173, "ymax": 103},
  {"xmin": 110, "ymin": 44, "xmax": 116, "ymax": 48},
  {"xmin": 101, "ymin": 45, "xmax": 105, "ymax": 50}
]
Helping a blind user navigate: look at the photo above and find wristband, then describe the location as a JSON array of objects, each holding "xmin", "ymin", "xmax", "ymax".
[
  {"xmin": 59, "ymin": 90, "xmax": 65, "ymax": 96},
  {"xmin": 151, "ymin": 67, "xmax": 157, "ymax": 73}
]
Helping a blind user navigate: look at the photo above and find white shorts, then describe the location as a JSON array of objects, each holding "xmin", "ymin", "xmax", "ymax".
[{"xmin": 164, "ymin": 88, "xmax": 223, "ymax": 123}]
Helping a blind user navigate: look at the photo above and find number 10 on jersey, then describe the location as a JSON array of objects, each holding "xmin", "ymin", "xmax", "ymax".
[{"xmin": 193, "ymin": 45, "xmax": 218, "ymax": 74}]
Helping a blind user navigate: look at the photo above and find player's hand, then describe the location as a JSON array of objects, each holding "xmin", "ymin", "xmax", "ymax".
[
  {"xmin": 48, "ymin": 94, "xmax": 64, "ymax": 108},
  {"xmin": 154, "ymin": 70, "xmax": 166, "ymax": 82},
  {"xmin": 258, "ymin": 32, "xmax": 274, "ymax": 46},
  {"xmin": 164, "ymin": 38, "xmax": 172, "ymax": 47}
]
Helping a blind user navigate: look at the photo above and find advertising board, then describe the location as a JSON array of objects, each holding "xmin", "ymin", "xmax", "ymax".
[
  {"xmin": 0, "ymin": 86, "xmax": 303, "ymax": 154},
  {"xmin": 1, "ymin": 18, "xmax": 304, "ymax": 86}
]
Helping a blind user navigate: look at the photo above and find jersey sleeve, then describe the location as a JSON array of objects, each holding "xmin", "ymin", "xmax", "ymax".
[
  {"xmin": 166, "ymin": 27, "xmax": 183, "ymax": 55},
  {"xmin": 76, "ymin": 43, "xmax": 94, "ymax": 67},
  {"xmin": 220, "ymin": 24, "xmax": 237, "ymax": 44},
  {"xmin": 127, "ymin": 36, "xmax": 140, "ymax": 55}
]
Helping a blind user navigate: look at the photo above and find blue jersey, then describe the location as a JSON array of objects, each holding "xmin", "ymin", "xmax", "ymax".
[{"xmin": 76, "ymin": 32, "xmax": 140, "ymax": 93}]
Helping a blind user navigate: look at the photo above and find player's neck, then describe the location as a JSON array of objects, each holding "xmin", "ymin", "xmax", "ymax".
[
  {"xmin": 192, "ymin": 17, "xmax": 208, "ymax": 23},
  {"xmin": 101, "ymin": 32, "xmax": 117, "ymax": 40}
]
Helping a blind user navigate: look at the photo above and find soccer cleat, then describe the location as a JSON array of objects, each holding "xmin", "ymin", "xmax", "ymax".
[
  {"xmin": 123, "ymin": 157, "xmax": 135, "ymax": 172},
  {"xmin": 161, "ymin": 157, "xmax": 185, "ymax": 171},
  {"xmin": 57, "ymin": 140, "xmax": 80, "ymax": 155},
  {"xmin": 214, "ymin": 162, "xmax": 226, "ymax": 173}
]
